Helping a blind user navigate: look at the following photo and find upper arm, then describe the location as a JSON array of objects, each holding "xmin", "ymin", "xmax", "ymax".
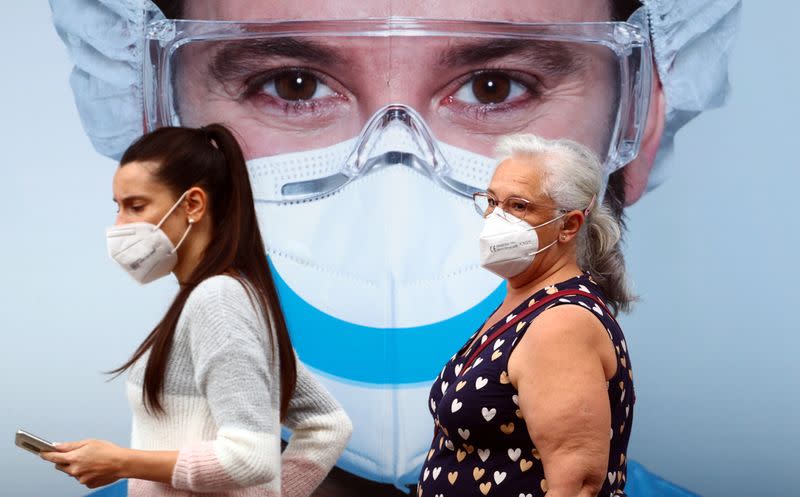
[
  {"xmin": 186, "ymin": 277, "xmax": 279, "ymax": 429},
  {"xmin": 177, "ymin": 277, "xmax": 282, "ymax": 486},
  {"xmin": 507, "ymin": 305, "xmax": 612, "ymax": 493}
]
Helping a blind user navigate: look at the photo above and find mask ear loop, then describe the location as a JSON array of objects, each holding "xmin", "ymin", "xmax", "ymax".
[
  {"xmin": 551, "ymin": 194, "xmax": 597, "ymax": 245},
  {"xmin": 153, "ymin": 190, "xmax": 194, "ymax": 253},
  {"xmin": 554, "ymin": 194, "xmax": 597, "ymax": 244},
  {"xmin": 171, "ymin": 218, "xmax": 194, "ymax": 254},
  {"xmin": 540, "ymin": 193, "xmax": 596, "ymax": 250},
  {"xmin": 525, "ymin": 210, "xmax": 569, "ymax": 256},
  {"xmin": 530, "ymin": 236, "xmax": 560, "ymax": 256},
  {"xmin": 155, "ymin": 190, "xmax": 190, "ymax": 229},
  {"xmin": 584, "ymin": 194, "xmax": 597, "ymax": 217}
]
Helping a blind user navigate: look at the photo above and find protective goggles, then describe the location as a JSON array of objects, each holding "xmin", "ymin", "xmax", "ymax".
[{"xmin": 144, "ymin": 17, "xmax": 652, "ymax": 202}]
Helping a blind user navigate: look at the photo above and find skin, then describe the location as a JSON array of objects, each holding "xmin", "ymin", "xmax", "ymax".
[
  {"xmin": 39, "ymin": 161, "xmax": 213, "ymax": 488},
  {"xmin": 471, "ymin": 157, "xmax": 618, "ymax": 497},
  {"xmin": 171, "ymin": 0, "xmax": 666, "ymax": 204}
]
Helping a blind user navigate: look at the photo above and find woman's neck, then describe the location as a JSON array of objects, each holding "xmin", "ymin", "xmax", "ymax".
[
  {"xmin": 173, "ymin": 224, "xmax": 212, "ymax": 284},
  {"xmin": 506, "ymin": 258, "xmax": 583, "ymax": 303}
]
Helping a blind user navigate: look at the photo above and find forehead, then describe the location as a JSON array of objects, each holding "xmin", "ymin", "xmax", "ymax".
[
  {"xmin": 183, "ymin": 0, "xmax": 612, "ymax": 22},
  {"xmin": 113, "ymin": 161, "xmax": 166, "ymax": 196},
  {"xmin": 490, "ymin": 157, "xmax": 550, "ymax": 200}
]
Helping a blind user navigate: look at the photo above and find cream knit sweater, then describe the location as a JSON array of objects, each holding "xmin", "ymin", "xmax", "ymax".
[{"xmin": 126, "ymin": 275, "xmax": 352, "ymax": 497}]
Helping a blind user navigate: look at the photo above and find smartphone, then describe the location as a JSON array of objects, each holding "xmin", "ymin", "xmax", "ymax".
[{"xmin": 15, "ymin": 429, "xmax": 57, "ymax": 455}]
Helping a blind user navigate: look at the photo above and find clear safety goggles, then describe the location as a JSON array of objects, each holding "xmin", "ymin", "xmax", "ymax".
[{"xmin": 144, "ymin": 17, "xmax": 652, "ymax": 202}]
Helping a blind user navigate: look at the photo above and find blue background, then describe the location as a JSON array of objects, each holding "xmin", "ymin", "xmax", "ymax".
[{"xmin": 1, "ymin": 2, "xmax": 798, "ymax": 496}]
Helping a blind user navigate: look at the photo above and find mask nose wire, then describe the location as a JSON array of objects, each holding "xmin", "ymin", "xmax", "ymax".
[{"xmin": 276, "ymin": 104, "xmax": 483, "ymax": 202}]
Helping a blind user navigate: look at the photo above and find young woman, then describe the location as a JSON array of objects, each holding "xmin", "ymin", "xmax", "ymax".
[{"xmin": 41, "ymin": 124, "xmax": 352, "ymax": 497}]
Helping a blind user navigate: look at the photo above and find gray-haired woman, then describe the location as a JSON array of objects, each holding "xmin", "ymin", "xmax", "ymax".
[{"xmin": 418, "ymin": 134, "xmax": 636, "ymax": 497}]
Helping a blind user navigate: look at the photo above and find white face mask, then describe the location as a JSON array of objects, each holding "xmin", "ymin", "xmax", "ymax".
[
  {"xmin": 479, "ymin": 208, "xmax": 566, "ymax": 279},
  {"xmin": 248, "ymin": 116, "xmax": 503, "ymax": 487},
  {"xmin": 106, "ymin": 191, "xmax": 192, "ymax": 285}
]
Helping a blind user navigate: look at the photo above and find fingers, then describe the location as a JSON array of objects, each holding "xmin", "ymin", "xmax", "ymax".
[
  {"xmin": 55, "ymin": 463, "xmax": 70, "ymax": 474},
  {"xmin": 40, "ymin": 451, "xmax": 70, "ymax": 464},
  {"xmin": 54, "ymin": 440, "xmax": 89, "ymax": 452}
]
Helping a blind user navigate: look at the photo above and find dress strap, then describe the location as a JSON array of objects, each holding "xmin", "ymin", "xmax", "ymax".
[{"xmin": 461, "ymin": 290, "xmax": 615, "ymax": 373}]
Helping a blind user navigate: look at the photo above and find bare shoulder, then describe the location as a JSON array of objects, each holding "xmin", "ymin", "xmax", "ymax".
[
  {"xmin": 519, "ymin": 304, "xmax": 608, "ymax": 351},
  {"xmin": 509, "ymin": 303, "xmax": 616, "ymax": 384}
]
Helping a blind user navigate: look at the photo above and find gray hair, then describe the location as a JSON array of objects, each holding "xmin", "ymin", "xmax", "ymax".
[{"xmin": 495, "ymin": 134, "xmax": 635, "ymax": 314}]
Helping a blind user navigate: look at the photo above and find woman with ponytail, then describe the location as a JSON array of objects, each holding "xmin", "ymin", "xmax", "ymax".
[
  {"xmin": 41, "ymin": 124, "xmax": 352, "ymax": 496},
  {"xmin": 418, "ymin": 134, "xmax": 636, "ymax": 497}
]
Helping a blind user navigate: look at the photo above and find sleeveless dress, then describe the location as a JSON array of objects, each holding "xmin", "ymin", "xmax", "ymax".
[{"xmin": 417, "ymin": 272, "xmax": 634, "ymax": 497}]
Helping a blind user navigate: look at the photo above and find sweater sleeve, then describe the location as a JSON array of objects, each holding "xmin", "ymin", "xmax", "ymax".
[
  {"xmin": 280, "ymin": 360, "xmax": 353, "ymax": 497},
  {"xmin": 171, "ymin": 276, "xmax": 282, "ymax": 492}
]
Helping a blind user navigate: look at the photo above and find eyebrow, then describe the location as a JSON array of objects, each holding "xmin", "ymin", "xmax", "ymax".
[
  {"xmin": 439, "ymin": 39, "xmax": 587, "ymax": 76},
  {"xmin": 486, "ymin": 188, "xmax": 547, "ymax": 204},
  {"xmin": 114, "ymin": 195, "xmax": 149, "ymax": 204},
  {"xmin": 208, "ymin": 37, "xmax": 349, "ymax": 83}
]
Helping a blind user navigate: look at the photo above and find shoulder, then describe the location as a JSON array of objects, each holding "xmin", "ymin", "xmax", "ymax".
[
  {"xmin": 189, "ymin": 274, "xmax": 252, "ymax": 300},
  {"xmin": 536, "ymin": 303, "xmax": 604, "ymax": 341},
  {"xmin": 185, "ymin": 275, "xmax": 257, "ymax": 314},
  {"xmin": 515, "ymin": 303, "xmax": 609, "ymax": 361},
  {"xmin": 182, "ymin": 275, "xmax": 265, "ymax": 340}
]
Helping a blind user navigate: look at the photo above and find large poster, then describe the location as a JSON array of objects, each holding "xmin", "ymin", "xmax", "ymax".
[{"xmin": 4, "ymin": 1, "xmax": 798, "ymax": 496}]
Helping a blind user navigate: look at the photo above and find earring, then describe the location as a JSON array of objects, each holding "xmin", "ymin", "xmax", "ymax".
[{"xmin": 188, "ymin": 218, "xmax": 195, "ymax": 224}]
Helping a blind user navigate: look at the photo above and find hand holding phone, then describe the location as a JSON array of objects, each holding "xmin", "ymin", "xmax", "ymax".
[{"xmin": 15, "ymin": 429, "xmax": 57, "ymax": 455}]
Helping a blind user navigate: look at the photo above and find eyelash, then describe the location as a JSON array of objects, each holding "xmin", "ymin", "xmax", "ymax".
[
  {"xmin": 444, "ymin": 69, "xmax": 545, "ymax": 113},
  {"xmin": 236, "ymin": 66, "xmax": 545, "ymax": 118},
  {"xmin": 241, "ymin": 67, "xmax": 345, "ymax": 116}
]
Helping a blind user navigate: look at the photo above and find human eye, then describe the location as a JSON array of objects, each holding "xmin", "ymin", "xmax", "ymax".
[
  {"xmin": 445, "ymin": 70, "xmax": 544, "ymax": 115},
  {"xmin": 507, "ymin": 198, "xmax": 529, "ymax": 214},
  {"xmin": 241, "ymin": 67, "xmax": 347, "ymax": 116},
  {"xmin": 452, "ymin": 71, "xmax": 530, "ymax": 105},
  {"xmin": 251, "ymin": 69, "xmax": 335, "ymax": 101}
]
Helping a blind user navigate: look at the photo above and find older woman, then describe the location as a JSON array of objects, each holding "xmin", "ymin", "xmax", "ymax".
[{"xmin": 418, "ymin": 134, "xmax": 635, "ymax": 497}]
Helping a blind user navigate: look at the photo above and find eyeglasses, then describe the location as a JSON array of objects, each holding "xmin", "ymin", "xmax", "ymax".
[
  {"xmin": 143, "ymin": 16, "xmax": 653, "ymax": 202},
  {"xmin": 472, "ymin": 191, "xmax": 560, "ymax": 218}
]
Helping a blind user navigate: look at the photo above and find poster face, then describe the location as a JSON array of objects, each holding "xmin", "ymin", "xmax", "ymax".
[{"xmin": 5, "ymin": 1, "xmax": 799, "ymax": 496}]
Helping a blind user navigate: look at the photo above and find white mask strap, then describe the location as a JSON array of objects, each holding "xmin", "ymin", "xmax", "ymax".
[
  {"xmin": 155, "ymin": 190, "xmax": 190, "ymax": 230},
  {"xmin": 584, "ymin": 194, "xmax": 597, "ymax": 216},
  {"xmin": 153, "ymin": 190, "xmax": 194, "ymax": 254},
  {"xmin": 171, "ymin": 220, "xmax": 194, "ymax": 254},
  {"xmin": 529, "ymin": 210, "xmax": 568, "ymax": 230},
  {"xmin": 493, "ymin": 208, "xmax": 567, "ymax": 229}
]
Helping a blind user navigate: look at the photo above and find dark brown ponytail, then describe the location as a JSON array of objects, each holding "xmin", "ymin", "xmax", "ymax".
[{"xmin": 109, "ymin": 124, "xmax": 297, "ymax": 420}]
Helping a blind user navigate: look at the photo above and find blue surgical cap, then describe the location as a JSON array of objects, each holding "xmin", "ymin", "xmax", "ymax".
[{"xmin": 641, "ymin": 0, "xmax": 742, "ymax": 190}]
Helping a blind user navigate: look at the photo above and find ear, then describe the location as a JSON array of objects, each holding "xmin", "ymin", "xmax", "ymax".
[
  {"xmin": 182, "ymin": 186, "xmax": 208, "ymax": 224},
  {"xmin": 622, "ymin": 68, "xmax": 666, "ymax": 206},
  {"xmin": 558, "ymin": 210, "xmax": 585, "ymax": 243}
]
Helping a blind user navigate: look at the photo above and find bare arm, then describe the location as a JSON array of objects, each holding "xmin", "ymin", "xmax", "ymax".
[
  {"xmin": 41, "ymin": 440, "xmax": 178, "ymax": 488},
  {"xmin": 508, "ymin": 305, "xmax": 614, "ymax": 497}
]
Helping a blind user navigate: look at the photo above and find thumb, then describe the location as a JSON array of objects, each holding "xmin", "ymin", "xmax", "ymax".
[{"xmin": 54, "ymin": 440, "xmax": 89, "ymax": 452}]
